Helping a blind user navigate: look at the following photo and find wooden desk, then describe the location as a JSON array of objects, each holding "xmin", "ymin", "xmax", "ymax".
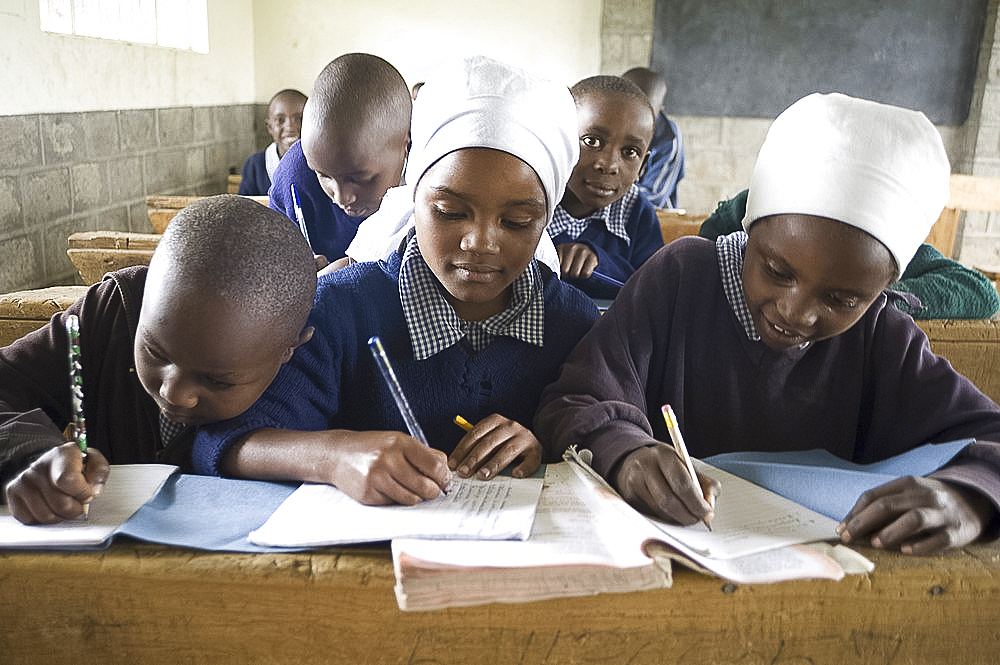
[{"xmin": 1, "ymin": 541, "xmax": 997, "ymax": 664}]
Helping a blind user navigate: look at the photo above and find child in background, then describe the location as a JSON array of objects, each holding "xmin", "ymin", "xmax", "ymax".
[
  {"xmin": 698, "ymin": 189, "xmax": 1000, "ymax": 320},
  {"xmin": 621, "ymin": 67, "xmax": 686, "ymax": 210},
  {"xmin": 269, "ymin": 53, "xmax": 411, "ymax": 266},
  {"xmin": 192, "ymin": 56, "xmax": 599, "ymax": 506},
  {"xmin": 536, "ymin": 93, "xmax": 1000, "ymax": 556},
  {"xmin": 548, "ymin": 75, "xmax": 664, "ymax": 300},
  {"xmin": 238, "ymin": 89, "xmax": 308, "ymax": 196},
  {"xmin": 0, "ymin": 196, "xmax": 316, "ymax": 524}
]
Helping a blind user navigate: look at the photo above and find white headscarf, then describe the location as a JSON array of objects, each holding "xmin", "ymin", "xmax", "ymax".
[
  {"xmin": 346, "ymin": 55, "xmax": 580, "ymax": 274},
  {"xmin": 743, "ymin": 92, "xmax": 950, "ymax": 274}
]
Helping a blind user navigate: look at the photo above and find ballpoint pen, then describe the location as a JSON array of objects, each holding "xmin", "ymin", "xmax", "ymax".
[{"xmin": 65, "ymin": 314, "xmax": 90, "ymax": 519}]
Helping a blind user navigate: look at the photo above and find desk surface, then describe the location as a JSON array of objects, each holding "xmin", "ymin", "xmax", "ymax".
[{"xmin": 2, "ymin": 540, "xmax": 999, "ymax": 664}]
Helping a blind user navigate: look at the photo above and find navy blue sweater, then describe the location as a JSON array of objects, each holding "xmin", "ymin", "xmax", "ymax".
[{"xmin": 192, "ymin": 253, "xmax": 599, "ymax": 475}]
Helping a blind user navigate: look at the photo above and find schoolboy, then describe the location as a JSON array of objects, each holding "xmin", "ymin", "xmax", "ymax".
[
  {"xmin": 0, "ymin": 196, "xmax": 316, "ymax": 524},
  {"xmin": 699, "ymin": 189, "xmax": 1000, "ymax": 320},
  {"xmin": 548, "ymin": 75, "xmax": 664, "ymax": 300},
  {"xmin": 192, "ymin": 56, "xmax": 599, "ymax": 506},
  {"xmin": 238, "ymin": 89, "xmax": 308, "ymax": 196},
  {"xmin": 621, "ymin": 67, "xmax": 686, "ymax": 209},
  {"xmin": 269, "ymin": 53, "xmax": 411, "ymax": 265},
  {"xmin": 536, "ymin": 93, "xmax": 1000, "ymax": 556}
]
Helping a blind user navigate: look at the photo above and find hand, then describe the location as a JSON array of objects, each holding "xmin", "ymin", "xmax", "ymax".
[
  {"xmin": 4, "ymin": 442, "xmax": 110, "ymax": 524},
  {"xmin": 313, "ymin": 254, "xmax": 330, "ymax": 272},
  {"xmin": 319, "ymin": 256, "xmax": 352, "ymax": 276},
  {"xmin": 612, "ymin": 445, "xmax": 719, "ymax": 526},
  {"xmin": 837, "ymin": 476, "xmax": 994, "ymax": 555},
  {"xmin": 448, "ymin": 414, "xmax": 542, "ymax": 480},
  {"xmin": 328, "ymin": 431, "xmax": 452, "ymax": 506},
  {"xmin": 556, "ymin": 243, "xmax": 599, "ymax": 280}
]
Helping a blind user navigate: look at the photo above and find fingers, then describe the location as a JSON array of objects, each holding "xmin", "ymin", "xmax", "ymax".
[
  {"xmin": 557, "ymin": 244, "xmax": 599, "ymax": 280},
  {"xmin": 613, "ymin": 446, "xmax": 715, "ymax": 526},
  {"xmin": 837, "ymin": 476, "xmax": 989, "ymax": 555},
  {"xmin": 448, "ymin": 415, "xmax": 542, "ymax": 480},
  {"xmin": 362, "ymin": 436, "xmax": 451, "ymax": 506},
  {"xmin": 4, "ymin": 442, "xmax": 104, "ymax": 524}
]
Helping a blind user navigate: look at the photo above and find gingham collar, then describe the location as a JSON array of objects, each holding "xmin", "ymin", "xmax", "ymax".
[
  {"xmin": 398, "ymin": 237, "xmax": 545, "ymax": 360},
  {"xmin": 716, "ymin": 231, "xmax": 760, "ymax": 342},
  {"xmin": 547, "ymin": 184, "xmax": 639, "ymax": 244}
]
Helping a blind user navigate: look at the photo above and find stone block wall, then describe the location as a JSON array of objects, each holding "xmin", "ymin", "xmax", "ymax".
[
  {"xmin": 601, "ymin": 0, "xmax": 1000, "ymax": 270},
  {"xmin": 0, "ymin": 103, "xmax": 270, "ymax": 292}
]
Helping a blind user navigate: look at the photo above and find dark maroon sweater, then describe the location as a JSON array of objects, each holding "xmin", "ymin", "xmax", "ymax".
[{"xmin": 535, "ymin": 236, "xmax": 1000, "ymax": 515}]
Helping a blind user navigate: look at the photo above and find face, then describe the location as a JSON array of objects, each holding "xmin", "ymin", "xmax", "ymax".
[
  {"xmin": 266, "ymin": 95, "xmax": 305, "ymax": 158},
  {"xmin": 562, "ymin": 91, "xmax": 654, "ymax": 218},
  {"xmin": 302, "ymin": 121, "xmax": 408, "ymax": 219},
  {"xmin": 134, "ymin": 278, "xmax": 304, "ymax": 426},
  {"xmin": 414, "ymin": 148, "xmax": 547, "ymax": 322},
  {"xmin": 743, "ymin": 214, "xmax": 897, "ymax": 351}
]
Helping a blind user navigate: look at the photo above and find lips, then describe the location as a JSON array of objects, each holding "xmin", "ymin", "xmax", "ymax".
[
  {"xmin": 452, "ymin": 263, "xmax": 502, "ymax": 283},
  {"xmin": 761, "ymin": 314, "xmax": 809, "ymax": 347},
  {"xmin": 583, "ymin": 179, "xmax": 617, "ymax": 198}
]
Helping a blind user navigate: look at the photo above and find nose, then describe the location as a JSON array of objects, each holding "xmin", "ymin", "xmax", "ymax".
[
  {"xmin": 593, "ymin": 149, "xmax": 620, "ymax": 175},
  {"xmin": 158, "ymin": 367, "xmax": 198, "ymax": 409},
  {"xmin": 459, "ymin": 221, "xmax": 500, "ymax": 255},
  {"xmin": 776, "ymin": 291, "xmax": 819, "ymax": 330},
  {"xmin": 328, "ymin": 180, "xmax": 358, "ymax": 209}
]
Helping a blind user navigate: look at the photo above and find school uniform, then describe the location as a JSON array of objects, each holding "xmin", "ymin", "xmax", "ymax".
[
  {"xmin": 548, "ymin": 185, "xmax": 664, "ymax": 299},
  {"xmin": 237, "ymin": 143, "xmax": 278, "ymax": 196},
  {"xmin": 268, "ymin": 141, "xmax": 366, "ymax": 261},
  {"xmin": 636, "ymin": 110, "xmax": 685, "ymax": 209},
  {"xmin": 191, "ymin": 238, "xmax": 600, "ymax": 476},
  {"xmin": 0, "ymin": 267, "xmax": 193, "ymax": 488},
  {"xmin": 535, "ymin": 234, "xmax": 1000, "ymax": 517}
]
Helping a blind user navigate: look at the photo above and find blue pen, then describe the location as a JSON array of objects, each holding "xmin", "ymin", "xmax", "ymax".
[
  {"xmin": 290, "ymin": 183, "xmax": 312, "ymax": 251},
  {"xmin": 590, "ymin": 271, "xmax": 624, "ymax": 289},
  {"xmin": 367, "ymin": 336, "xmax": 429, "ymax": 446}
]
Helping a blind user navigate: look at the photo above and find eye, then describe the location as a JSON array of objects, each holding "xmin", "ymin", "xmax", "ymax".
[
  {"xmin": 623, "ymin": 146, "xmax": 642, "ymax": 160},
  {"xmin": 763, "ymin": 262, "xmax": 794, "ymax": 283},
  {"xmin": 142, "ymin": 342, "xmax": 167, "ymax": 363},
  {"xmin": 501, "ymin": 217, "xmax": 535, "ymax": 231},
  {"xmin": 826, "ymin": 293, "xmax": 860, "ymax": 309},
  {"xmin": 581, "ymin": 135, "xmax": 602, "ymax": 150},
  {"xmin": 431, "ymin": 204, "xmax": 466, "ymax": 221},
  {"xmin": 203, "ymin": 377, "xmax": 237, "ymax": 390}
]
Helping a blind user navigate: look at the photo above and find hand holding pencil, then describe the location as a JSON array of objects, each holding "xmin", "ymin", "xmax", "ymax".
[
  {"xmin": 610, "ymin": 406, "xmax": 719, "ymax": 528},
  {"xmin": 449, "ymin": 413, "xmax": 543, "ymax": 480}
]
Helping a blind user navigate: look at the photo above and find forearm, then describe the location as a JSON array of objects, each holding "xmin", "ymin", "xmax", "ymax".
[{"xmin": 222, "ymin": 428, "xmax": 346, "ymax": 484}]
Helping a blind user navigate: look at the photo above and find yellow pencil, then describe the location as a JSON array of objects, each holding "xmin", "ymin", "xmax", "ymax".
[
  {"xmin": 453, "ymin": 415, "xmax": 474, "ymax": 432},
  {"xmin": 661, "ymin": 404, "xmax": 713, "ymax": 531}
]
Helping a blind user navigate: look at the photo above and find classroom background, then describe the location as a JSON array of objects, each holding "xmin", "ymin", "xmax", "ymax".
[{"xmin": 2, "ymin": 0, "xmax": 1000, "ymax": 293}]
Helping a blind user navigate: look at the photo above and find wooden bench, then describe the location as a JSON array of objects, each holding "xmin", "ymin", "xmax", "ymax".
[
  {"xmin": 146, "ymin": 194, "xmax": 268, "ymax": 233},
  {"xmin": 657, "ymin": 209, "xmax": 708, "ymax": 244},
  {"xmin": 66, "ymin": 231, "xmax": 161, "ymax": 285},
  {"xmin": 227, "ymin": 174, "xmax": 241, "ymax": 194},
  {"xmin": 0, "ymin": 285, "xmax": 89, "ymax": 346}
]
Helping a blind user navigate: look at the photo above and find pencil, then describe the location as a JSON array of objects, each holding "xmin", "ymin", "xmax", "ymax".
[
  {"xmin": 453, "ymin": 415, "xmax": 474, "ymax": 432},
  {"xmin": 290, "ymin": 183, "xmax": 312, "ymax": 251},
  {"xmin": 65, "ymin": 314, "xmax": 90, "ymax": 519},
  {"xmin": 661, "ymin": 404, "xmax": 712, "ymax": 531},
  {"xmin": 590, "ymin": 271, "xmax": 624, "ymax": 289},
  {"xmin": 367, "ymin": 336, "xmax": 429, "ymax": 446}
]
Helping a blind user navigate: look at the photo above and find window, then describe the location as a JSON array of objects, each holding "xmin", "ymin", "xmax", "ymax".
[{"xmin": 40, "ymin": 0, "xmax": 209, "ymax": 53}]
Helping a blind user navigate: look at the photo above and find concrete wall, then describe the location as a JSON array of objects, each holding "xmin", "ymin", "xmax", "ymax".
[{"xmin": 600, "ymin": 0, "xmax": 1000, "ymax": 272}]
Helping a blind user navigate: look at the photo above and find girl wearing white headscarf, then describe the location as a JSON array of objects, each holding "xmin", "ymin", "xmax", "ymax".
[{"xmin": 192, "ymin": 56, "xmax": 600, "ymax": 507}]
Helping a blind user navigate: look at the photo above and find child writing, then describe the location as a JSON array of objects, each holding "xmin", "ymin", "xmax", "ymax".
[
  {"xmin": 238, "ymin": 89, "xmax": 308, "ymax": 196},
  {"xmin": 548, "ymin": 75, "xmax": 664, "ymax": 300},
  {"xmin": 191, "ymin": 55, "xmax": 599, "ymax": 506},
  {"xmin": 268, "ymin": 53, "xmax": 411, "ymax": 267},
  {"xmin": 535, "ymin": 93, "xmax": 1000, "ymax": 555},
  {"xmin": 0, "ymin": 196, "xmax": 316, "ymax": 524}
]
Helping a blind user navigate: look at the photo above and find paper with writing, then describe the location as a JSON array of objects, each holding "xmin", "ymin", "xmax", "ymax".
[{"xmin": 248, "ymin": 475, "xmax": 543, "ymax": 547}]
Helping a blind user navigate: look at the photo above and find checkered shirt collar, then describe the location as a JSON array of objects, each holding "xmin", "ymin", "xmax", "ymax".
[
  {"xmin": 398, "ymin": 236, "xmax": 546, "ymax": 360},
  {"xmin": 716, "ymin": 231, "xmax": 760, "ymax": 342},
  {"xmin": 547, "ymin": 185, "xmax": 638, "ymax": 244}
]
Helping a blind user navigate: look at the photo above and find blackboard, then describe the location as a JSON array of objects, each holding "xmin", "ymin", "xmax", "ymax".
[{"xmin": 650, "ymin": 0, "xmax": 989, "ymax": 124}]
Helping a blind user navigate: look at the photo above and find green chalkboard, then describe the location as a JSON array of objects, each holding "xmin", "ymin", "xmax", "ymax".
[{"xmin": 651, "ymin": 0, "xmax": 989, "ymax": 124}]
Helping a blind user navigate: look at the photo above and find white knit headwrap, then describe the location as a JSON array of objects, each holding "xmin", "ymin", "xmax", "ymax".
[
  {"xmin": 346, "ymin": 55, "xmax": 579, "ymax": 274},
  {"xmin": 743, "ymin": 92, "xmax": 950, "ymax": 274}
]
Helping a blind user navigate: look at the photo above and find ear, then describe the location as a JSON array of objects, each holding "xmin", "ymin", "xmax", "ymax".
[
  {"xmin": 281, "ymin": 326, "xmax": 314, "ymax": 363},
  {"xmin": 637, "ymin": 150, "xmax": 652, "ymax": 181}
]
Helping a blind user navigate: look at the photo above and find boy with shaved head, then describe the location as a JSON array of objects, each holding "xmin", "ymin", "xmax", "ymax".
[
  {"xmin": 0, "ymin": 195, "xmax": 316, "ymax": 524},
  {"xmin": 269, "ymin": 52, "xmax": 412, "ymax": 266}
]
